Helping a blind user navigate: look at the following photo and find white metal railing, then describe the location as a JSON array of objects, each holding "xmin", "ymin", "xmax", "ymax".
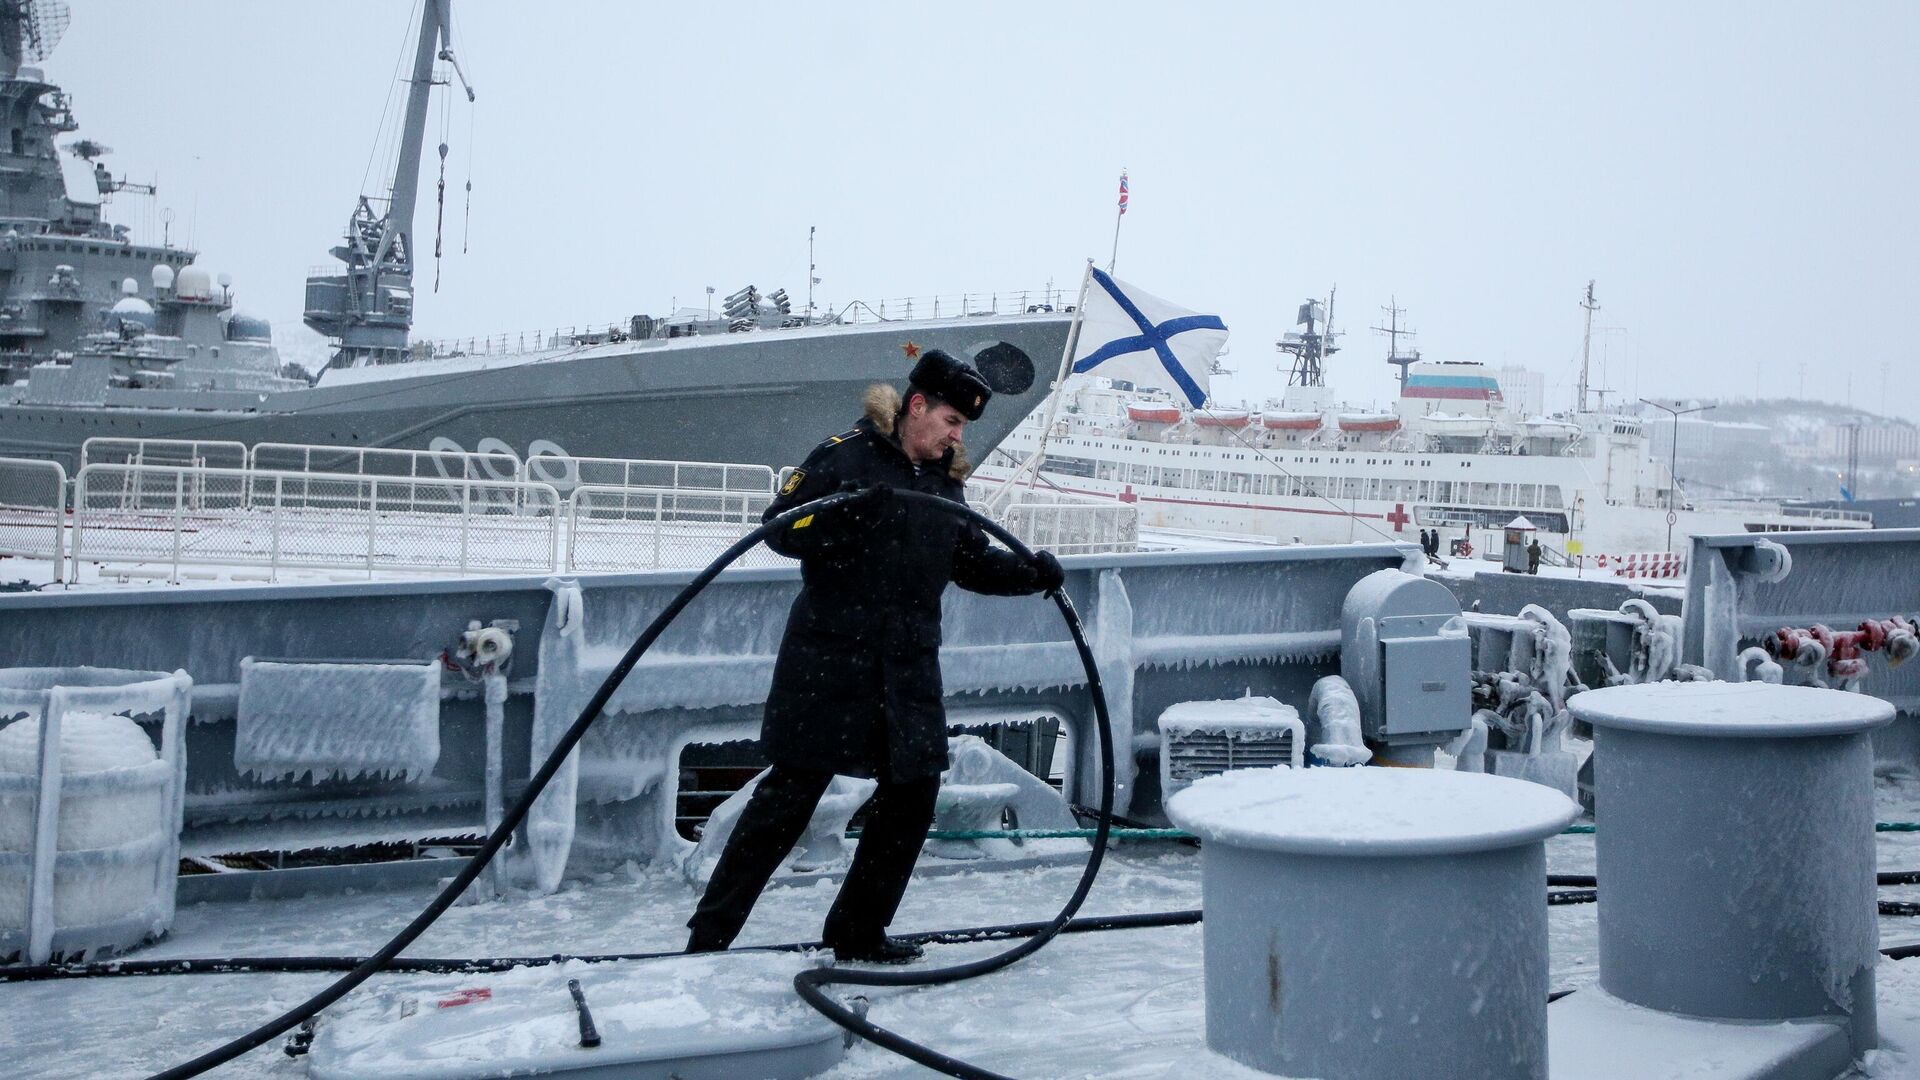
[
  {"xmin": 999, "ymin": 500, "xmax": 1140, "ymax": 556},
  {"xmin": 249, "ymin": 442, "xmax": 526, "ymax": 484},
  {"xmin": 73, "ymin": 464, "xmax": 561, "ymax": 582},
  {"xmin": 1778, "ymin": 505, "xmax": 1874, "ymax": 525},
  {"xmin": 0, "ymin": 456, "xmax": 67, "ymax": 581},
  {"xmin": 831, "ymin": 286, "xmax": 1078, "ymax": 324},
  {"xmin": 43, "ymin": 447, "xmax": 1125, "ymax": 584},
  {"xmin": 968, "ymin": 480, "xmax": 1140, "ymax": 555},
  {"xmin": 81, "ymin": 437, "xmax": 248, "ymax": 472},
  {"xmin": 564, "ymin": 485, "xmax": 781, "ymax": 573},
  {"xmin": 526, "ymin": 455, "xmax": 776, "ymax": 497}
]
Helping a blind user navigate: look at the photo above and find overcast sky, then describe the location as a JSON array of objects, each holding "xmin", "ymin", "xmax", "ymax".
[{"xmin": 53, "ymin": 1, "xmax": 1919, "ymax": 421}]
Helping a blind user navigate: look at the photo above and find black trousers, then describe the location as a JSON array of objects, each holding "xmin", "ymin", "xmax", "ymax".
[{"xmin": 686, "ymin": 763, "xmax": 939, "ymax": 950}]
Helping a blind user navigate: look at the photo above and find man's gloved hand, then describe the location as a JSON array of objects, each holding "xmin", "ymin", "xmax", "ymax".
[
  {"xmin": 836, "ymin": 481, "xmax": 892, "ymax": 530},
  {"xmin": 1030, "ymin": 549, "xmax": 1065, "ymax": 593}
]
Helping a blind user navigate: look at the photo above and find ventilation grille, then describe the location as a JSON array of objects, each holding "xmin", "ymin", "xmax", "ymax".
[{"xmin": 1165, "ymin": 729, "xmax": 1298, "ymax": 785}]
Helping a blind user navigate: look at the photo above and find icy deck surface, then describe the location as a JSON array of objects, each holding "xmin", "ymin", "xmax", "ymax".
[{"xmin": 8, "ymin": 778, "xmax": 1920, "ymax": 1078}]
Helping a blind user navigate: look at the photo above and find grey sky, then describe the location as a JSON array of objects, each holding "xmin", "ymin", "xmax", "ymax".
[{"xmin": 54, "ymin": 1, "xmax": 1919, "ymax": 421}]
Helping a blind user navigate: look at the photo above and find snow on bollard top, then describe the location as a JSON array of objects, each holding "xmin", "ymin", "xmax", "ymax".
[
  {"xmin": 1165, "ymin": 766, "xmax": 1578, "ymax": 858},
  {"xmin": 1570, "ymin": 681, "xmax": 1894, "ymax": 739}
]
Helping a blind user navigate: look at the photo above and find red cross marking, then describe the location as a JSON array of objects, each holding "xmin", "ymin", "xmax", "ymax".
[
  {"xmin": 1119, "ymin": 484, "xmax": 1138, "ymax": 504},
  {"xmin": 1385, "ymin": 503, "xmax": 1411, "ymax": 532}
]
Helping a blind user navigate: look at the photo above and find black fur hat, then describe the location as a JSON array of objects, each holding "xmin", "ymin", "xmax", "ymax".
[{"xmin": 908, "ymin": 348, "xmax": 992, "ymax": 420}]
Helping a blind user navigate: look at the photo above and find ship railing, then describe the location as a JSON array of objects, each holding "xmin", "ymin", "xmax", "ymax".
[
  {"xmin": 1777, "ymin": 505, "xmax": 1874, "ymax": 525},
  {"xmin": 968, "ymin": 480, "xmax": 1140, "ymax": 555},
  {"xmin": 528, "ymin": 456, "xmax": 776, "ymax": 498},
  {"xmin": 408, "ymin": 285, "xmax": 1077, "ymax": 357},
  {"xmin": 0, "ymin": 456, "xmax": 68, "ymax": 582},
  {"xmin": 829, "ymin": 286, "xmax": 1080, "ymax": 324},
  {"xmin": 412, "ymin": 323, "xmax": 638, "ymax": 359},
  {"xmin": 249, "ymin": 442, "xmax": 529, "ymax": 510},
  {"xmin": 81, "ymin": 437, "xmax": 249, "ymax": 473},
  {"xmin": 71, "ymin": 464, "xmax": 562, "ymax": 583},
  {"xmin": 79, "ymin": 438, "xmax": 251, "ymax": 514},
  {"xmin": 563, "ymin": 485, "xmax": 783, "ymax": 573}
]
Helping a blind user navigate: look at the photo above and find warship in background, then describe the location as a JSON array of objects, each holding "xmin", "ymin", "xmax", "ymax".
[
  {"xmin": 981, "ymin": 285, "xmax": 1869, "ymax": 560},
  {"xmin": 0, "ymin": 0, "xmax": 1070, "ymax": 472}
]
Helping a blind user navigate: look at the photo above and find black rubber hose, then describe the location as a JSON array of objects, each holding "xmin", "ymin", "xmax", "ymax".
[
  {"xmin": 791, "ymin": 567, "xmax": 1114, "ymax": 1080},
  {"xmin": 142, "ymin": 487, "xmax": 1096, "ymax": 1079},
  {"xmin": 5, "ymin": 910, "xmax": 1206, "ymax": 984}
]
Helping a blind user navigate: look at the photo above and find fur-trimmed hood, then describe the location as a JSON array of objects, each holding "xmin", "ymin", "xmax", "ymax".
[{"xmin": 863, "ymin": 383, "xmax": 971, "ymax": 479}]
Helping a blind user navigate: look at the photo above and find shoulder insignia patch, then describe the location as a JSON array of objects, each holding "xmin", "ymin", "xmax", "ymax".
[{"xmin": 780, "ymin": 469, "xmax": 806, "ymax": 496}]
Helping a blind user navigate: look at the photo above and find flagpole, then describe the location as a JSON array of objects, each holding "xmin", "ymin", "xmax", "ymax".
[
  {"xmin": 1108, "ymin": 169, "xmax": 1127, "ymax": 273},
  {"xmin": 984, "ymin": 260, "xmax": 1094, "ymax": 515}
]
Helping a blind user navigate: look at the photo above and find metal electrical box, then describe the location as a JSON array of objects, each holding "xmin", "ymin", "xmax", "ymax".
[{"xmin": 1341, "ymin": 570, "xmax": 1471, "ymax": 745}]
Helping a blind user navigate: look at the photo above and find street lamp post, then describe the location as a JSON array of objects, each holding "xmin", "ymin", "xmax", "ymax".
[{"xmin": 1640, "ymin": 398, "xmax": 1714, "ymax": 553}]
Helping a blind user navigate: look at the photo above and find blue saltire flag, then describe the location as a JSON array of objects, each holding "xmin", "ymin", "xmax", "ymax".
[{"xmin": 1069, "ymin": 268, "xmax": 1228, "ymax": 408}]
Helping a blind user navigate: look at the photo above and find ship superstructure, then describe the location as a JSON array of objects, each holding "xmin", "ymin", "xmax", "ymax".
[
  {"xmin": 981, "ymin": 290, "xmax": 1868, "ymax": 558},
  {"xmin": 0, "ymin": 1, "xmax": 1072, "ymax": 472}
]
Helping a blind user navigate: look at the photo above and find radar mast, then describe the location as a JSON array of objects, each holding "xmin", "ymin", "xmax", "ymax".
[{"xmin": 1277, "ymin": 288, "xmax": 1339, "ymax": 388}]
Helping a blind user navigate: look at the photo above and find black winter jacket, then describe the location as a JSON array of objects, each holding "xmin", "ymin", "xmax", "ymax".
[{"xmin": 759, "ymin": 387, "xmax": 1044, "ymax": 780}]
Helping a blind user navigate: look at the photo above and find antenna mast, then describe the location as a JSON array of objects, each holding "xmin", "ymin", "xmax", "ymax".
[
  {"xmin": 1372, "ymin": 296, "xmax": 1419, "ymax": 389},
  {"xmin": 1577, "ymin": 280, "xmax": 1599, "ymax": 413},
  {"xmin": 1278, "ymin": 287, "xmax": 1339, "ymax": 388}
]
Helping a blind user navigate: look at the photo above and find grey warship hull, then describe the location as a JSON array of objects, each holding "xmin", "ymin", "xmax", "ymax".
[{"xmin": 0, "ymin": 313, "xmax": 1070, "ymax": 471}]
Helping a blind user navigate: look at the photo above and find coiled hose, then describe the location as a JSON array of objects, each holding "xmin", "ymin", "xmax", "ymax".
[{"xmin": 140, "ymin": 486, "xmax": 1114, "ymax": 1079}]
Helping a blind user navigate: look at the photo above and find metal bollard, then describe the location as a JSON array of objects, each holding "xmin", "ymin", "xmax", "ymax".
[
  {"xmin": 1572, "ymin": 682, "xmax": 1893, "ymax": 1057},
  {"xmin": 1168, "ymin": 766, "xmax": 1578, "ymax": 1079}
]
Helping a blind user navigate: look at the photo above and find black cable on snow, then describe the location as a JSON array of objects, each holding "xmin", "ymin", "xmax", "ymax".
[{"xmin": 139, "ymin": 487, "xmax": 1114, "ymax": 1080}]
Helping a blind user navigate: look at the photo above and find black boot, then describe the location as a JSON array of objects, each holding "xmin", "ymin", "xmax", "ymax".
[
  {"xmin": 828, "ymin": 934, "xmax": 924, "ymax": 964},
  {"xmin": 685, "ymin": 930, "xmax": 728, "ymax": 955}
]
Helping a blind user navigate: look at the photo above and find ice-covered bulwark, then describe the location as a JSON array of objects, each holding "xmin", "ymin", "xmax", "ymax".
[
  {"xmin": 1167, "ymin": 766, "xmax": 1578, "ymax": 1080},
  {"xmin": 1573, "ymin": 681, "xmax": 1893, "ymax": 1059},
  {"xmin": 0, "ymin": 667, "xmax": 190, "ymax": 964},
  {"xmin": 234, "ymin": 658, "xmax": 441, "ymax": 782}
]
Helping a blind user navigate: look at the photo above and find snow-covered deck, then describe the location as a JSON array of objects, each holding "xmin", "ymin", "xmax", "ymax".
[{"xmin": 10, "ymin": 781, "xmax": 1920, "ymax": 1079}]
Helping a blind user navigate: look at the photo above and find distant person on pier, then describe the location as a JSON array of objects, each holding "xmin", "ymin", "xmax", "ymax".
[{"xmin": 1527, "ymin": 538, "xmax": 1543, "ymax": 574}]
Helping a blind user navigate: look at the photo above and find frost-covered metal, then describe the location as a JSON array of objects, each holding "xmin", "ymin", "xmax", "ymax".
[
  {"xmin": 0, "ymin": 456, "xmax": 65, "ymax": 581},
  {"xmin": 1168, "ymin": 766, "xmax": 1578, "ymax": 1079},
  {"xmin": 0, "ymin": 667, "xmax": 190, "ymax": 964},
  {"xmin": 0, "ymin": 543, "xmax": 1413, "ymax": 895},
  {"xmin": 1339, "ymin": 568, "xmax": 1472, "ymax": 761},
  {"xmin": 1573, "ymin": 682, "xmax": 1893, "ymax": 1059},
  {"xmin": 1684, "ymin": 528, "xmax": 1920, "ymax": 763}
]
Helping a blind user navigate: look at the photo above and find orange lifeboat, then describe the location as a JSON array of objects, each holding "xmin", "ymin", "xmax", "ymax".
[
  {"xmin": 1261, "ymin": 411, "xmax": 1321, "ymax": 431},
  {"xmin": 1337, "ymin": 413, "xmax": 1401, "ymax": 433},
  {"xmin": 1127, "ymin": 404, "xmax": 1183, "ymax": 424},
  {"xmin": 1193, "ymin": 408, "xmax": 1251, "ymax": 428}
]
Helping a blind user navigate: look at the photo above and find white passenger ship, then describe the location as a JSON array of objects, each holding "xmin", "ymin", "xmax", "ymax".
[{"xmin": 982, "ymin": 297, "xmax": 1867, "ymax": 561}]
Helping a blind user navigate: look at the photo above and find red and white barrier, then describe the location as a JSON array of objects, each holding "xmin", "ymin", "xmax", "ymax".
[{"xmin": 1593, "ymin": 552, "xmax": 1687, "ymax": 579}]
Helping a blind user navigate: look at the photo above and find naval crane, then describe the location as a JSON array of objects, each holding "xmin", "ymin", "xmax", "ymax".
[{"xmin": 304, "ymin": 0, "xmax": 474, "ymax": 372}]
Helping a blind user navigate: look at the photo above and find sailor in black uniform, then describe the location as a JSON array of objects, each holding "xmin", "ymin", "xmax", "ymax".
[{"xmin": 686, "ymin": 349, "xmax": 1063, "ymax": 962}]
